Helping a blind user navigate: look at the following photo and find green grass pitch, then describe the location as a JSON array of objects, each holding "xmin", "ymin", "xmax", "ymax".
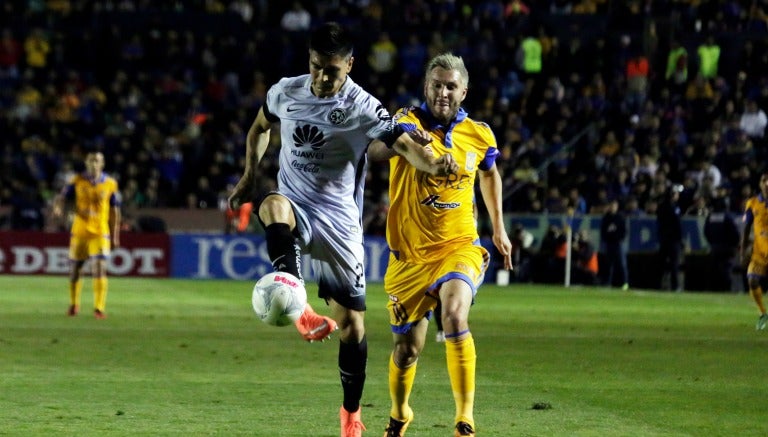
[{"xmin": 1, "ymin": 275, "xmax": 766, "ymax": 436}]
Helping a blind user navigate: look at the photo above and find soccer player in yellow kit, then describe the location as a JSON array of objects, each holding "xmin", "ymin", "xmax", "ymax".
[
  {"xmin": 371, "ymin": 53, "xmax": 513, "ymax": 437},
  {"xmin": 742, "ymin": 171, "xmax": 768, "ymax": 330},
  {"xmin": 53, "ymin": 151, "xmax": 121, "ymax": 319}
]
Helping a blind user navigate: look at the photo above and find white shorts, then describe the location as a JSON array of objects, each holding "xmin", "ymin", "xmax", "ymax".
[{"xmin": 264, "ymin": 192, "xmax": 367, "ymax": 311}]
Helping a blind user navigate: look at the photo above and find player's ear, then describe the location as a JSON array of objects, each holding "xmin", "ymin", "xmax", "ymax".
[
  {"xmin": 459, "ymin": 86, "xmax": 467, "ymax": 103},
  {"xmin": 346, "ymin": 55, "xmax": 354, "ymax": 73}
]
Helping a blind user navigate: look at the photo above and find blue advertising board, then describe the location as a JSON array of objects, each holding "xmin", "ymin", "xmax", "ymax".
[
  {"xmin": 171, "ymin": 234, "xmax": 391, "ymax": 281},
  {"xmin": 170, "ymin": 215, "xmax": 715, "ymax": 281}
]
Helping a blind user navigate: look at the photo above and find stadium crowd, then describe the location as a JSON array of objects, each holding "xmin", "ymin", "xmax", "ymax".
[{"xmin": 1, "ymin": 0, "xmax": 767, "ymax": 237}]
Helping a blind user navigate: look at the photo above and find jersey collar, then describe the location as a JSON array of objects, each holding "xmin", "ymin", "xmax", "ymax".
[
  {"xmin": 84, "ymin": 172, "xmax": 105, "ymax": 184},
  {"xmin": 418, "ymin": 102, "xmax": 467, "ymax": 149}
]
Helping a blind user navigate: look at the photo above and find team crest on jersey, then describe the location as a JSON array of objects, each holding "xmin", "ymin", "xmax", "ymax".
[
  {"xmin": 329, "ymin": 108, "xmax": 347, "ymax": 125},
  {"xmin": 293, "ymin": 124, "xmax": 326, "ymax": 150},
  {"xmin": 465, "ymin": 152, "xmax": 477, "ymax": 171}
]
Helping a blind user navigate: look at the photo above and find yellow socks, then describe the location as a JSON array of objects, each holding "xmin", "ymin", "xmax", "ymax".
[
  {"xmin": 94, "ymin": 277, "xmax": 108, "ymax": 312},
  {"xmin": 751, "ymin": 285, "xmax": 766, "ymax": 314},
  {"xmin": 388, "ymin": 353, "xmax": 416, "ymax": 420},
  {"xmin": 69, "ymin": 279, "xmax": 82, "ymax": 306},
  {"xmin": 388, "ymin": 334, "xmax": 476, "ymax": 428},
  {"xmin": 445, "ymin": 334, "xmax": 476, "ymax": 427}
]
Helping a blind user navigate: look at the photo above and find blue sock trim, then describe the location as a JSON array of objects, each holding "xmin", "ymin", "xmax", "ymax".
[{"xmin": 445, "ymin": 329, "xmax": 470, "ymax": 339}]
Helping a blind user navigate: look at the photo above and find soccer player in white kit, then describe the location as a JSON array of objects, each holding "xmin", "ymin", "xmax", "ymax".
[{"xmin": 228, "ymin": 22, "xmax": 457, "ymax": 437}]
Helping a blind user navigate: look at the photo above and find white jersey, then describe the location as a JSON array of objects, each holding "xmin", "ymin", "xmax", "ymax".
[{"xmin": 264, "ymin": 74, "xmax": 397, "ymax": 241}]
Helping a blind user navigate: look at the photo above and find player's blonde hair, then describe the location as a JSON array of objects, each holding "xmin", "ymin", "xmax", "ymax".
[{"xmin": 425, "ymin": 53, "xmax": 469, "ymax": 87}]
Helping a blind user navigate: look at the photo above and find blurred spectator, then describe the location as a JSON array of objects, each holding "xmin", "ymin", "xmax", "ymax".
[
  {"xmin": 505, "ymin": 0, "xmax": 530, "ymax": 17},
  {"xmin": 367, "ymin": 31, "xmax": 398, "ymax": 82},
  {"xmin": 0, "ymin": 29, "xmax": 21, "ymax": 80},
  {"xmin": 517, "ymin": 32, "xmax": 542, "ymax": 78},
  {"xmin": 538, "ymin": 224, "xmax": 567, "ymax": 283},
  {"xmin": 684, "ymin": 195, "xmax": 710, "ymax": 217},
  {"xmin": 704, "ymin": 194, "xmax": 740, "ymax": 292},
  {"xmin": 600, "ymin": 199, "xmax": 628, "ymax": 289},
  {"xmin": 625, "ymin": 51, "xmax": 649, "ymax": 116},
  {"xmin": 229, "ymin": 0, "xmax": 254, "ymax": 23},
  {"xmin": 740, "ymin": 99, "xmax": 767, "ymax": 140},
  {"xmin": 657, "ymin": 184, "xmax": 685, "ymax": 291},
  {"xmin": 9, "ymin": 186, "xmax": 45, "ymax": 230},
  {"xmin": 23, "ymin": 28, "xmax": 50, "ymax": 71},
  {"xmin": 280, "ymin": 2, "xmax": 311, "ymax": 32},
  {"xmin": 510, "ymin": 223, "xmax": 534, "ymax": 282},
  {"xmin": 398, "ymin": 34, "xmax": 427, "ymax": 82},
  {"xmin": 571, "ymin": 229, "xmax": 598, "ymax": 285},
  {"xmin": 567, "ymin": 187, "xmax": 588, "ymax": 215},
  {"xmin": 697, "ymin": 35, "xmax": 720, "ymax": 79},
  {"xmin": 665, "ymin": 40, "xmax": 688, "ymax": 94}
]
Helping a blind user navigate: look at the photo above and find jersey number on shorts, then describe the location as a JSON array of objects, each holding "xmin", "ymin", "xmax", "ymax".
[{"xmin": 354, "ymin": 262, "xmax": 364, "ymax": 289}]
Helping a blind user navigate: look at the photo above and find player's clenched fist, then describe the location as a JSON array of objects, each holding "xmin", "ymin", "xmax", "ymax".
[
  {"xmin": 406, "ymin": 129, "xmax": 433, "ymax": 146},
  {"xmin": 434, "ymin": 153, "xmax": 458, "ymax": 176}
]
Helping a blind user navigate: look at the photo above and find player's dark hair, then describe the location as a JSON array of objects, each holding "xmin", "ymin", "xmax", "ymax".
[{"xmin": 309, "ymin": 22, "xmax": 353, "ymax": 58}]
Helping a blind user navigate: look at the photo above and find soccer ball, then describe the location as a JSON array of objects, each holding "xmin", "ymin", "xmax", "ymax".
[{"xmin": 251, "ymin": 272, "xmax": 307, "ymax": 326}]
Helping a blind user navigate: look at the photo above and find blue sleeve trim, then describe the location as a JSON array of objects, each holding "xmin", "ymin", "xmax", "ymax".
[{"xmin": 478, "ymin": 147, "xmax": 499, "ymax": 171}]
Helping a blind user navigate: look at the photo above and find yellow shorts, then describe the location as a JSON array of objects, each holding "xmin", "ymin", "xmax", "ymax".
[
  {"xmin": 748, "ymin": 260, "xmax": 768, "ymax": 277},
  {"xmin": 69, "ymin": 235, "xmax": 111, "ymax": 261},
  {"xmin": 385, "ymin": 244, "xmax": 489, "ymax": 334}
]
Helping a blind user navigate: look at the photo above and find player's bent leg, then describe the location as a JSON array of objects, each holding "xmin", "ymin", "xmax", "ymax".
[
  {"xmin": 332, "ymin": 303, "xmax": 368, "ymax": 436},
  {"xmin": 386, "ymin": 354, "xmax": 416, "ymax": 437},
  {"xmin": 439, "ymin": 280, "xmax": 476, "ymax": 433},
  {"xmin": 386, "ymin": 319, "xmax": 428, "ymax": 436},
  {"xmin": 294, "ymin": 303, "xmax": 338, "ymax": 342},
  {"xmin": 259, "ymin": 194, "xmax": 304, "ymax": 280},
  {"xmin": 747, "ymin": 275, "xmax": 768, "ymax": 330},
  {"xmin": 67, "ymin": 261, "xmax": 85, "ymax": 316},
  {"xmin": 92, "ymin": 259, "xmax": 109, "ymax": 318},
  {"xmin": 446, "ymin": 335, "xmax": 476, "ymax": 433}
]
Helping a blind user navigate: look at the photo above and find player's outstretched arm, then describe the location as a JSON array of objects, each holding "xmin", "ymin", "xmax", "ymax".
[
  {"xmin": 367, "ymin": 139, "xmax": 397, "ymax": 161},
  {"xmin": 229, "ymin": 108, "xmax": 272, "ymax": 210},
  {"xmin": 741, "ymin": 211, "xmax": 754, "ymax": 266},
  {"xmin": 479, "ymin": 163, "xmax": 513, "ymax": 270},
  {"xmin": 372, "ymin": 130, "xmax": 458, "ymax": 176}
]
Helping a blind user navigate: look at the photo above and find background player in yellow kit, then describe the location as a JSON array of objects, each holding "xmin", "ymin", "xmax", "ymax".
[
  {"xmin": 53, "ymin": 151, "xmax": 121, "ymax": 319},
  {"xmin": 371, "ymin": 53, "xmax": 512, "ymax": 437},
  {"xmin": 741, "ymin": 171, "xmax": 768, "ymax": 330}
]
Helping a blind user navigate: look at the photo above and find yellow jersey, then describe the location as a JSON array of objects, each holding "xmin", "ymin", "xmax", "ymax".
[
  {"xmin": 386, "ymin": 104, "xmax": 499, "ymax": 264},
  {"xmin": 65, "ymin": 172, "xmax": 120, "ymax": 238},
  {"xmin": 745, "ymin": 194, "xmax": 768, "ymax": 260}
]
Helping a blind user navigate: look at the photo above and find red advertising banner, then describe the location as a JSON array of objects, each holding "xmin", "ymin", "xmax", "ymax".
[{"xmin": 0, "ymin": 231, "xmax": 170, "ymax": 277}]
